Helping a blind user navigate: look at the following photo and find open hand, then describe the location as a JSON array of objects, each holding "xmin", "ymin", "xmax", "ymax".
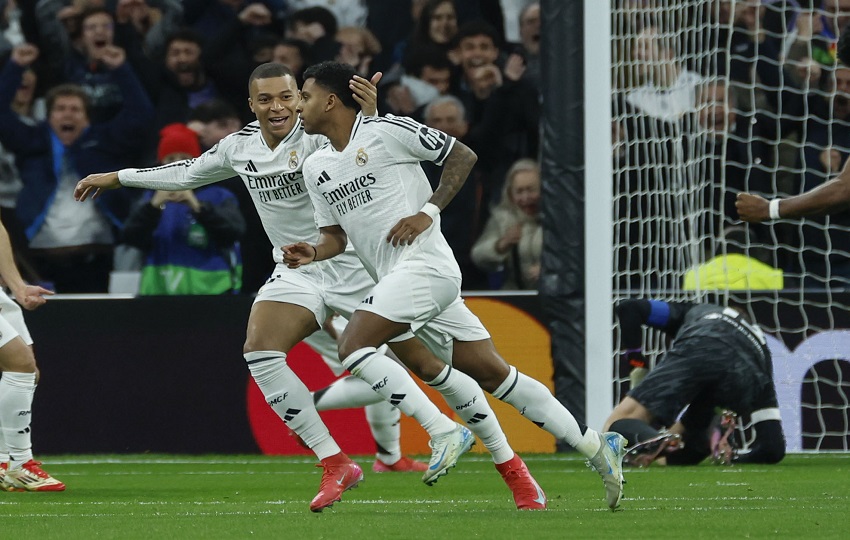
[{"xmin": 75, "ymin": 172, "xmax": 121, "ymax": 201}]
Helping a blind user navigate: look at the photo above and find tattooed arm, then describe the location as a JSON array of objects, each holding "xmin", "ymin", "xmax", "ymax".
[
  {"xmin": 386, "ymin": 141, "xmax": 478, "ymax": 246},
  {"xmin": 428, "ymin": 140, "xmax": 478, "ymax": 211}
]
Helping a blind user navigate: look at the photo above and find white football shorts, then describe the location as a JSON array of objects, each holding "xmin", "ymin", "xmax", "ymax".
[
  {"xmin": 0, "ymin": 289, "xmax": 31, "ymax": 348},
  {"xmin": 256, "ymin": 253, "xmax": 414, "ymax": 344},
  {"xmin": 414, "ymin": 298, "xmax": 491, "ymax": 365}
]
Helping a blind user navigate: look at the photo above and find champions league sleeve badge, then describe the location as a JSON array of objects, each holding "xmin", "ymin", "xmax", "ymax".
[
  {"xmin": 356, "ymin": 147, "xmax": 368, "ymax": 166},
  {"xmin": 288, "ymin": 150, "xmax": 299, "ymax": 169}
]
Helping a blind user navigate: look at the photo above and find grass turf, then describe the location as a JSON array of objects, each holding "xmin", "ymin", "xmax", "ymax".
[{"xmin": 2, "ymin": 454, "xmax": 846, "ymax": 539}]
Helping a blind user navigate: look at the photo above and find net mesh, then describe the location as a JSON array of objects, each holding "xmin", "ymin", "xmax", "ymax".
[{"xmin": 610, "ymin": 0, "xmax": 850, "ymax": 451}]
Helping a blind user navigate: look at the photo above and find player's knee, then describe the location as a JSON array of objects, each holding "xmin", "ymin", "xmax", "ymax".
[
  {"xmin": 0, "ymin": 339, "xmax": 37, "ymax": 373},
  {"xmin": 340, "ymin": 346, "xmax": 378, "ymax": 374},
  {"xmin": 337, "ymin": 334, "xmax": 365, "ymax": 360}
]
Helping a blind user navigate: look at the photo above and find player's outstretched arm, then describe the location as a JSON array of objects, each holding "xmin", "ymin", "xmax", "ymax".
[
  {"xmin": 283, "ymin": 225, "xmax": 348, "ymax": 268},
  {"xmin": 736, "ymin": 158, "xmax": 850, "ymax": 222},
  {"xmin": 386, "ymin": 141, "xmax": 478, "ymax": 247},
  {"xmin": 75, "ymin": 171, "xmax": 121, "ymax": 201}
]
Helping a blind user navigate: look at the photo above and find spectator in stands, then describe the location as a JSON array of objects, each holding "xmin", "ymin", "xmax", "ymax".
[
  {"xmin": 191, "ymin": 2, "xmax": 289, "ymax": 121},
  {"xmin": 393, "ymin": 0, "xmax": 458, "ymax": 69},
  {"xmin": 403, "ymin": 44, "xmax": 454, "ymax": 95},
  {"xmin": 335, "ymin": 26, "xmax": 381, "ymax": 75},
  {"xmin": 182, "ymin": 0, "xmax": 286, "ymax": 52},
  {"xmin": 0, "ymin": 58, "xmax": 43, "ymax": 281},
  {"xmin": 151, "ymin": 29, "xmax": 221, "ymax": 132},
  {"xmin": 421, "ymin": 94, "xmax": 486, "ymax": 290},
  {"xmin": 377, "ymin": 69, "xmax": 439, "ymax": 122},
  {"xmin": 626, "ymin": 23, "xmax": 704, "ymax": 123},
  {"xmin": 453, "ymin": 20, "xmax": 539, "ymax": 207},
  {"xmin": 112, "ymin": 0, "xmax": 184, "ymax": 61},
  {"xmin": 605, "ymin": 298, "xmax": 786, "ymax": 467},
  {"xmin": 186, "ymin": 99, "xmax": 243, "ymax": 151},
  {"xmin": 288, "ymin": 0, "xmax": 367, "ymax": 28},
  {"xmin": 0, "ymin": 0, "xmax": 28, "ymax": 59},
  {"xmin": 272, "ymin": 38, "xmax": 309, "ymax": 82},
  {"xmin": 512, "ymin": 1, "xmax": 539, "ymax": 90},
  {"xmin": 0, "ymin": 43, "xmax": 152, "ymax": 293},
  {"xmin": 471, "ymin": 158, "xmax": 541, "ymax": 290},
  {"xmin": 287, "ymin": 5, "xmax": 340, "ymax": 63},
  {"xmin": 123, "ymin": 123, "xmax": 245, "ymax": 295},
  {"xmin": 34, "ymin": 5, "xmax": 157, "ymax": 123}
]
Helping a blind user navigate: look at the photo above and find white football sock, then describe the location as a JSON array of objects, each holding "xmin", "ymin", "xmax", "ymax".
[
  {"xmin": 365, "ymin": 400, "xmax": 401, "ymax": 463},
  {"xmin": 492, "ymin": 365, "xmax": 601, "ymax": 457},
  {"xmin": 245, "ymin": 351, "xmax": 340, "ymax": 460},
  {"xmin": 0, "ymin": 372, "xmax": 35, "ymax": 467},
  {"xmin": 313, "ymin": 375, "xmax": 383, "ymax": 411},
  {"xmin": 428, "ymin": 365, "xmax": 514, "ymax": 464},
  {"xmin": 342, "ymin": 347, "xmax": 456, "ymax": 438}
]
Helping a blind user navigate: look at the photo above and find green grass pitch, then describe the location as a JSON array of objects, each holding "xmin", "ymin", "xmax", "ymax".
[{"xmin": 2, "ymin": 454, "xmax": 847, "ymax": 539}]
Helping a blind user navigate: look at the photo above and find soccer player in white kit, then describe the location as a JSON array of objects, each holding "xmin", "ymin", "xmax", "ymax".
[
  {"xmin": 284, "ymin": 61, "xmax": 630, "ymax": 511},
  {"xmin": 75, "ymin": 63, "xmax": 478, "ymax": 512},
  {"xmin": 0, "ymin": 215, "xmax": 64, "ymax": 492}
]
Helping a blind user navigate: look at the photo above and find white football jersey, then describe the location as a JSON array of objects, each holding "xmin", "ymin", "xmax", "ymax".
[
  {"xmin": 119, "ymin": 119, "xmax": 326, "ymax": 264},
  {"xmin": 304, "ymin": 114, "xmax": 461, "ymax": 281}
]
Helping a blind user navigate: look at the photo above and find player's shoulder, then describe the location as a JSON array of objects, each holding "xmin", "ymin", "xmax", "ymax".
[
  {"xmin": 362, "ymin": 114, "xmax": 423, "ymax": 134},
  {"xmin": 213, "ymin": 121, "xmax": 262, "ymax": 153},
  {"xmin": 303, "ymin": 140, "xmax": 333, "ymax": 170}
]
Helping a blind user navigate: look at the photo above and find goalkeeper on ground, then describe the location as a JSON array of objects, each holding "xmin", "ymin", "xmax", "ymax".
[{"xmin": 604, "ymin": 298, "xmax": 786, "ymax": 467}]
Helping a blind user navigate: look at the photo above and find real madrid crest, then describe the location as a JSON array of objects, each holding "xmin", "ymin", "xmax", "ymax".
[
  {"xmin": 288, "ymin": 150, "xmax": 299, "ymax": 169},
  {"xmin": 355, "ymin": 147, "xmax": 368, "ymax": 166}
]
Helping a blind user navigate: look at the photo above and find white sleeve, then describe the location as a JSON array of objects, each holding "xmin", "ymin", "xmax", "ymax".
[
  {"xmin": 376, "ymin": 114, "xmax": 456, "ymax": 166},
  {"xmin": 303, "ymin": 157, "xmax": 339, "ymax": 229},
  {"xmin": 118, "ymin": 139, "xmax": 236, "ymax": 191}
]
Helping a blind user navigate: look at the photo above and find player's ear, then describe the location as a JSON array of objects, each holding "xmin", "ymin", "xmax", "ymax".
[{"xmin": 325, "ymin": 93, "xmax": 337, "ymax": 112}]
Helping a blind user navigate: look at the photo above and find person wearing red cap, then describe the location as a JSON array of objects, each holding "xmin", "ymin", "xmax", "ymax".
[{"xmin": 122, "ymin": 123, "xmax": 246, "ymax": 295}]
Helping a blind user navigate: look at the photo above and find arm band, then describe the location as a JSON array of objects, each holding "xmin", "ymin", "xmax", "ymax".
[
  {"xmin": 768, "ymin": 199, "xmax": 782, "ymax": 220},
  {"xmin": 420, "ymin": 202, "xmax": 440, "ymax": 220}
]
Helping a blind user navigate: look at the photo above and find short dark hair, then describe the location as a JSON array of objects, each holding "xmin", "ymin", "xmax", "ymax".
[
  {"xmin": 165, "ymin": 28, "xmax": 204, "ymax": 51},
  {"xmin": 46, "ymin": 84, "xmax": 90, "ymax": 117},
  {"xmin": 289, "ymin": 6, "xmax": 338, "ymax": 37},
  {"xmin": 452, "ymin": 20, "xmax": 500, "ymax": 50},
  {"xmin": 302, "ymin": 61, "xmax": 360, "ymax": 111},
  {"xmin": 839, "ymin": 23, "xmax": 850, "ymax": 66},
  {"xmin": 248, "ymin": 62, "xmax": 296, "ymax": 91},
  {"xmin": 404, "ymin": 44, "xmax": 453, "ymax": 78},
  {"xmin": 80, "ymin": 6, "xmax": 114, "ymax": 26}
]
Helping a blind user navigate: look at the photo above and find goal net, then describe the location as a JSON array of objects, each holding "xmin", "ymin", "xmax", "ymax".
[{"xmin": 607, "ymin": 0, "xmax": 850, "ymax": 452}]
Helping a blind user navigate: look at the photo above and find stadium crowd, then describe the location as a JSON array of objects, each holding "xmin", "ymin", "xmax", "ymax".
[
  {"xmin": 0, "ymin": 0, "xmax": 542, "ymax": 294},
  {"xmin": 614, "ymin": 0, "xmax": 850, "ymax": 290}
]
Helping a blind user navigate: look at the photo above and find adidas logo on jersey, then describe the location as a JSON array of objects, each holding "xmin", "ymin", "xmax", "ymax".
[
  {"xmin": 245, "ymin": 160, "xmax": 258, "ymax": 173},
  {"xmin": 317, "ymin": 170, "xmax": 331, "ymax": 185},
  {"xmin": 362, "ymin": 296, "xmax": 373, "ymax": 304}
]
